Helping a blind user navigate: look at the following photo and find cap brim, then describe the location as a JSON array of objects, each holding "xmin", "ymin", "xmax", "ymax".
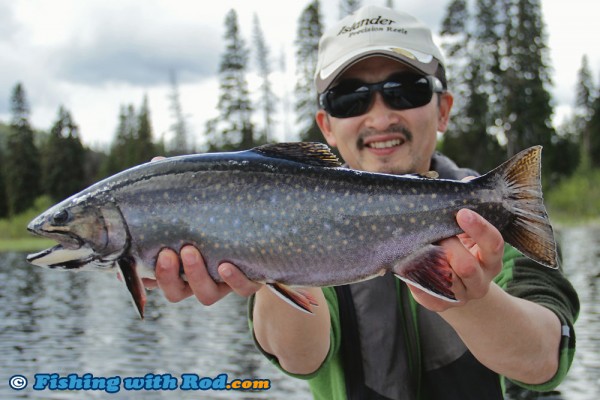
[{"xmin": 316, "ymin": 46, "xmax": 439, "ymax": 93}]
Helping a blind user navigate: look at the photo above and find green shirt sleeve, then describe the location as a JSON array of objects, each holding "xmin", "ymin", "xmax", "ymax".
[
  {"xmin": 247, "ymin": 287, "xmax": 348, "ymax": 399},
  {"xmin": 495, "ymin": 245, "xmax": 580, "ymax": 392}
]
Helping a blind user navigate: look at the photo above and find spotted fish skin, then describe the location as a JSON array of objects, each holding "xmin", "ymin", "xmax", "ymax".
[{"xmin": 26, "ymin": 143, "xmax": 557, "ymax": 317}]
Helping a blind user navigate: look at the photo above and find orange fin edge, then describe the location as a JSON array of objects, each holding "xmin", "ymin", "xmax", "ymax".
[{"xmin": 266, "ymin": 283, "xmax": 318, "ymax": 314}]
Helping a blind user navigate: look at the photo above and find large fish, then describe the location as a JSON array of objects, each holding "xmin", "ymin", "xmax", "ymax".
[{"xmin": 27, "ymin": 143, "xmax": 557, "ymax": 318}]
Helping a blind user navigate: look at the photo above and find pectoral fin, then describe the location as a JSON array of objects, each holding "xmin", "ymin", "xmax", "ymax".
[
  {"xmin": 393, "ymin": 244, "xmax": 458, "ymax": 302},
  {"xmin": 117, "ymin": 257, "xmax": 147, "ymax": 319},
  {"xmin": 266, "ymin": 283, "xmax": 319, "ymax": 314}
]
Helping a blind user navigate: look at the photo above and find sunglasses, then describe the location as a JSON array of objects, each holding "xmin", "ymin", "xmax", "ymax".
[{"xmin": 319, "ymin": 73, "xmax": 445, "ymax": 118}]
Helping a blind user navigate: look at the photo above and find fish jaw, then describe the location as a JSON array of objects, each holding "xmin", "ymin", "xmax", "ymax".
[{"xmin": 26, "ymin": 244, "xmax": 97, "ymax": 270}]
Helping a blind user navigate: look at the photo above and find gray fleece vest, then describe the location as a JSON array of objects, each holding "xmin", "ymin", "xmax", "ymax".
[{"xmin": 339, "ymin": 153, "xmax": 503, "ymax": 400}]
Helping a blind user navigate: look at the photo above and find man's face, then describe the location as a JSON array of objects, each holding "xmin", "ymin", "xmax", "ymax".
[{"xmin": 316, "ymin": 57, "xmax": 453, "ymax": 174}]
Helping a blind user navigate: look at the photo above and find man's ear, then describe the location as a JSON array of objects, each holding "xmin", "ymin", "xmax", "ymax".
[
  {"xmin": 437, "ymin": 91, "xmax": 454, "ymax": 133},
  {"xmin": 316, "ymin": 110, "xmax": 337, "ymax": 147}
]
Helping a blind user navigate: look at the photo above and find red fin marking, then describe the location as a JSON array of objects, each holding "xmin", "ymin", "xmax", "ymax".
[
  {"xmin": 295, "ymin": 288, "xmax": 320, "ymax": 307},
  {"xmin": 266, "ymin": 283, "xmax": 317, "ymax": 314},
  {"xmin": 393, "ymin": 245, "xmax": 457, "ymax": 302},
  {"xmin": 117, "ymin": 258, "xmax": 147, "ymax": 319}
]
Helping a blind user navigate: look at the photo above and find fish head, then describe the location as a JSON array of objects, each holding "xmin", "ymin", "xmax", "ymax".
[{"xmin": 26, "ymin": 196, "xmax": 129, "ymax": 271}]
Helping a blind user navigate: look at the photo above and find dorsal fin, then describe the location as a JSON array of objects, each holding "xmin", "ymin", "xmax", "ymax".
[{"xmin": 252, "ymin": 142, "xmax": 341, "ymax": 168}]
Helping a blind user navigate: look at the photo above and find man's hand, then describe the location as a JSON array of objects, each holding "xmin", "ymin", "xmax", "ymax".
[
  {"xmin": 145, "ymin": 246, "xmax": 262, "ymax": 305},
  {"xmin": 408, "ymin": 208, "xmax": 505, "ymax": 312}
]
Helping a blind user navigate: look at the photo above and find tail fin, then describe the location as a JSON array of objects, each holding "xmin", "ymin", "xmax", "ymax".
[{"xmin": 484, "ymin": 146, "xmax": 558, "ymax": 269}]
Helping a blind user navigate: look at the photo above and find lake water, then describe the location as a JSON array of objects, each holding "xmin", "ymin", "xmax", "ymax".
[{"xmin": 0, "ymin": 225, "xmax": 598, "ymax": 399}]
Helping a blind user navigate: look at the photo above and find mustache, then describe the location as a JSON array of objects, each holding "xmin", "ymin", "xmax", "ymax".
[{"xmin": 357, "ymin": 125, "xmax": 413, "ymax": 150}]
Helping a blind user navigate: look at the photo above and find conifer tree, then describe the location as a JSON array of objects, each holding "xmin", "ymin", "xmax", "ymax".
[
  {"xmin": 440, "ymin": 0, "xmax": 556, "ymax": 177},
  {"xmin": 439, "ymin": 0, "xmax": 504, "ymax": 172},
  {"xmin": 103, "ymin": 105, "xmax": 138, "ymax": 175},
  {"xmin": 5, "ymin": 83, "xmax": 40, "ymax": 215},
  {"xmin": 586, "ymin": 87, "xmax": 600, "ymax": 169},
  {"xmin": 503, "ymin": 0, "xmax": 555, "ymax": 155},
  {"xmin": 168, "ymin": 71, "xmax": 190, "ymax": 155},
  {"xmin": 253, "ymin": 14, "xmax": 276, "ymax": 143},
  {"xmin": 206, "ymin": 9, "xmax": 256, "ymax": 151},
  {"xmin": 0, "ymin": 122, "xmax": 11, "ymax": 217},
  {"xmin": 43, "ymin": 106, "xmax": 85, "ymax": 201},
  {"xmin": 575, "ymin": 55, "xmax": 595, "ymax": 169},
  {"xmin": 102, "ymin": 98, "xmax": 158, "ymax": 175},
  {"xmin": 295, "ymin": 0, "xmax": 324, "ymax": 142},
  {"xmin": 0, "ymin": 143, "xmax": 7, "ymax": 218},
  {"xmin": 339, "ymin": 0, "xmax": 361, "ymax": 18},
  {"xmin": 136, "ymin": 95, "xmax": 157, "ymax": 162}
]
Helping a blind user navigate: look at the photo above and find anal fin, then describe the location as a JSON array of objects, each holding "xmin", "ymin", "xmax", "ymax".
[
  {"xmin": 393, "ymin": 244, "xmax": 458, "ymax": 302},
  {"xmin": 117, "ymin": 257, "xmax": 147, "ymax": 319},
  {"xmin": 266, "ymin": 283, "xmax": 319, "ymax": 314}
]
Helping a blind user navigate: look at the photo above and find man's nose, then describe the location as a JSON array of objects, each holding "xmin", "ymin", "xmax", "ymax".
[{"xmin": 363, "ymin": 92, "xmax": 402, "ymax": 130}]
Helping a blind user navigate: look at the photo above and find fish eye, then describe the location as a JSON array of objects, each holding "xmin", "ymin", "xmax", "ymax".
[{"xmin": 52, "ymin": 210, "xmax": 71, "ymax": 225}]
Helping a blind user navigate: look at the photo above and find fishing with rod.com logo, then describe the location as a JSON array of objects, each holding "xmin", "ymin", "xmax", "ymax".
[{"xmin": 8, "ymin": 372, "xmax": 271, "ymax": 394}]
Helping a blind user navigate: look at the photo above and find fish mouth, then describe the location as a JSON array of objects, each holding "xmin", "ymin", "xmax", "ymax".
[{"xmin": 26, "ymin": 244, "xmax": 95, "ymax": 270}]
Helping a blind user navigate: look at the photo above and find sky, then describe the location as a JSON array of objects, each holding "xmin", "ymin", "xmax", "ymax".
[{"xmin": 1, "ymin": 0, "xmax": 599, "ymax": 151}]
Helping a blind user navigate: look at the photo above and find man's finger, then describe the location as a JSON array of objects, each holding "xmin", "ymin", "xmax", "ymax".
[
  {"xmin": 181, "ymin": 246, "xmax": 232, "ymax": 305},
  {"xmin": 156, "ymin": 248, "xmax": 193, "ymax": 302},
  {"xmin": 456, "ymin": 209, "xmax": 504, "ymax": 269},
  {"xmin": 218, "ymin": 263, "xmax": 263, "ymax": 297}
]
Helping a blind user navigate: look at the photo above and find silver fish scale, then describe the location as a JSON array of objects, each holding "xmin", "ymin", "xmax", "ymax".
[{"xmin": 114, "ymin": 166, "xmax": 508, "ymax": 286}]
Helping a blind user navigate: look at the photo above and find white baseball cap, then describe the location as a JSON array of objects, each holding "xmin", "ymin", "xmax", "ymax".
[{"xmin": 315, "ymin": 5, "xmax": 446, "ymax": 93}]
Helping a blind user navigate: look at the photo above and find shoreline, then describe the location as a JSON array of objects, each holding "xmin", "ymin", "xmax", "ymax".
[{"xmin": 0, "ymin": 238, "xmax": 56, "ymax": 253}]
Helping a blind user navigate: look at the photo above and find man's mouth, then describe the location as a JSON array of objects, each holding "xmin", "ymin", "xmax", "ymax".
[{"xmin": 365, "ymin": 138, "xmax": 405, "ymax": 149}]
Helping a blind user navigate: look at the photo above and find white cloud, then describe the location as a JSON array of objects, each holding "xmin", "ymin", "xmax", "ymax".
[{"xmin": 0, "ymin": 0, "xmax": 598, "ymax": 150}]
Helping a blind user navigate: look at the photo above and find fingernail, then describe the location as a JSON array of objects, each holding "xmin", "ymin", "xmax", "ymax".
[
  {"xmin": 220, "ymin": 264, "xmax": 232, "ymax": 278},
  {"xmin": 181, "ymin": 247, "xmax": 198, "ymax": 265},
  {"xmin": 460, "ymin": 208, "xmax": 475, "ymax": 223},
  {"xmin": 159, "ymin": 252, "xmax": 173, "ymax": 269}
]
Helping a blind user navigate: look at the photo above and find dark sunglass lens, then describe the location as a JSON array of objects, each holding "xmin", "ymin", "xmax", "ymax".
[
  {"xmin": 326, "ymin": 84, "xmax": 372, "ymax": 118},
  {"xmin": 383, "ymin": 75, "xmax": 433, "ymax": 110}
]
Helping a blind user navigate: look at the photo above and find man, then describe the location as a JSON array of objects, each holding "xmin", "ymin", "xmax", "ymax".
[{"xmin": 148, "ymin": 6, "xmax": 578, "ymax": 399}]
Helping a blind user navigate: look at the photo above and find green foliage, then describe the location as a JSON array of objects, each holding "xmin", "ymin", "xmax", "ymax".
[
  {"xmin": 586, "ymin": 89, "xmax": 600, "ymax": 169},
  {"xmin": 0, "ymin": 126, "xmax": 8, "ymax": 218},
  {"xmin": 547, "ymin": 169, "xmax": 600, "ymax": 222},
  {"xmin": 205, "ymin": 9, "xmax": 258, "ymax": 152},
  {"xmin": 136, "ymin": 95, "xmax": 157, "ymax": 161},
  {"xmin": 0, "ymin": 195, "xmax": 53, "ymax": 240},
  {"xmin": 503, "ymin": 0, "xmax": 556, "ymax": 162},
  {"xmin": 339, "ymin": 0, "xmax": 361, "ymax": 18},
  {"xmin": 253, "ymin": 14, "xmax": 276, "ymax": 143},
  {"xmin": 102, "ymin": 98, "xmax": 157, "ymax": 176},
  {"xmin": 168, "ymin": 72, "xmax": 190, "ymax": 155},
  {"xmin": 441, "ymin": 0, "xmax": 468, "ymax": 37},
  {"xmin": 439, "ymin": 0, "xmax": 561, "ymax": 177},
  {"xmin": 5, "ymin": 83, "xmax": 41, "ymax": 215},
  {"xmin": 42, "ymin": 106, "xmax": 86, "ymax": 202},
  {"xmin": 295, "ymin": 0, "xmax": 323, "ymax": 142}
]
